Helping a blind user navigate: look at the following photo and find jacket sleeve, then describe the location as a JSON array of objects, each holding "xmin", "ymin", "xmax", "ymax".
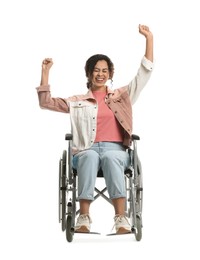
[
  {"xmin": 128, "ymin": 56, "xmax": 154, "ymax": 105},
  {"xmin": 36, "ymin": 85, "xmax": 69, "ymax": 113}
]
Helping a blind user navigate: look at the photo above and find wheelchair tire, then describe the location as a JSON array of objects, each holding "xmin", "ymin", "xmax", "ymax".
[
  {"xmin": 66, "ymin": 215, "xmax": 74, "ymax": 242},
  {"xmin": 136, "ymin": 189, "xmax": 143, "ymax": 217},
  {"xmin": 135, "ymin": 216, "xmax": 142, "ymax": 241},
  {"xmin": 61, "ymin": 150, "xmax": 67, "ymax": 231},
  {"xmin": 59, "ymin": 158, "xmax": 63, "ymax": 225}
]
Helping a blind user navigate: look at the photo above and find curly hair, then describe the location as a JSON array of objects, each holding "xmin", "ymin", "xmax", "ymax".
[{"xmin": 84, "ymin": 54, "xmax": 114, "ymax": 89}]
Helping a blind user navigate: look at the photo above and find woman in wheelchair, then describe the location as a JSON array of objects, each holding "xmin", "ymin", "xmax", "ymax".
[{"xmin": 36, "ymin": 24, "xmax": 153, "ymax": 235}]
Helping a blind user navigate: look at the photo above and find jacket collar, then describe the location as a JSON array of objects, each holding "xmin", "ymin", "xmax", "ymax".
[{"xmin": 82, "ymin": 86, "xmax": 114, "ymax": 100}]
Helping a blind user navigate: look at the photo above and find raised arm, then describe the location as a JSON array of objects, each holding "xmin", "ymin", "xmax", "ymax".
[
  {"xmin": 127, "ymin": 24, "xmax": 154, "ymax": 104},
  {"xmin": 139, "ymin": 24, "xmax": 153, "ymax": 62},
  {"xmin": 37, "ymin": 58, "xmax": 69, "ymax": 113}
]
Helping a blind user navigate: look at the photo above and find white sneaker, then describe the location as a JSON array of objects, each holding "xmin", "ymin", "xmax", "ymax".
[
  {"xmin": 75, "ymin": 214, "xmax": 92, "ymax": 233},
  {"xmin": 113, "ymin": 215, "xmax": 131, "ymax": 234}
]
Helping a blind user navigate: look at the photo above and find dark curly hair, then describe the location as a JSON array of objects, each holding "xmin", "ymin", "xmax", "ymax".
[{"xmin": 85, "ymin": 54, "xmax": 114, "ymax": 89}]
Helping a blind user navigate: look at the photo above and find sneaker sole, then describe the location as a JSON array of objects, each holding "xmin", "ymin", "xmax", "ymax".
[
  {"xmin": 116, "ymin": 227, "xmax": 132, "ymax": 234},
  {"xmin": 75, "ymin": 225, "xmax": 90, "ymax": 233}
]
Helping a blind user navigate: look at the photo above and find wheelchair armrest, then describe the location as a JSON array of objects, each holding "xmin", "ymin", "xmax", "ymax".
[
  {"xmin": 65, "ymin": 133, "xmax": 73, "ymax": 140},
  {"xmin": 131, "ymin": 134, "xmax": 140, "ymax": 140}
]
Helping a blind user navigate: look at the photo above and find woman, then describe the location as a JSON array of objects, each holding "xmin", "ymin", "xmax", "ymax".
[{"xmin": 36, "ymin": 24, "xmax": 154, "ymax": 234}]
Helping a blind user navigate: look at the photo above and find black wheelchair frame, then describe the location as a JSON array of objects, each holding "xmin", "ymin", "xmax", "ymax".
[{"xmin": 59, "ymin": 134, "xmax": 143, "ymax": 242}]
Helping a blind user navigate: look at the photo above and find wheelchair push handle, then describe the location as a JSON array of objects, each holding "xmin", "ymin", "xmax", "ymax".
[
  {"xmin": 131, "ymin": 134, "xmax": 140, "ymax": 141},
  {"xmin": 65, "ymin": 133, "xmax": 73, "ymax": 140}
]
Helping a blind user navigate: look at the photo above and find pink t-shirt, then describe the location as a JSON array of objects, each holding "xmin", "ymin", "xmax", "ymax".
[{"xmin": 92, "ymin": 91, "xmax": 124, "ymax": 143}]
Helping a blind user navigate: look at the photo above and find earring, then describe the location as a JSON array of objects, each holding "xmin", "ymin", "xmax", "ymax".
[{"xmin": 110, "ymin": 78, "xmax": 113, "ymax": 89}]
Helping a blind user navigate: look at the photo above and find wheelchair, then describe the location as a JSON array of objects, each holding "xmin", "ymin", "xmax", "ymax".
[{"xmin": 58, "ymin": 134, "xmax": 143, "ymax": 242}]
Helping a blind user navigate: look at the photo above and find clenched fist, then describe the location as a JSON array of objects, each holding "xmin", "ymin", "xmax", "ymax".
[
  {"xmin": 42, "ymin": 58, "xmax": 53, "ymax": 71},
  {"xmin": 139, "ymin": 24, "xmax": 153, "ymax": 38}
]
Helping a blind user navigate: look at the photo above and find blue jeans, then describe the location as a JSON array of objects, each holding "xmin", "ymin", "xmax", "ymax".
[{"xmin": 73, "ymin": 142, "xmax": 130, "ymax": 200}]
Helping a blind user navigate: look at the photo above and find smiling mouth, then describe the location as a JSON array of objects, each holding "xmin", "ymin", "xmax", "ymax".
[{"xmin": 96, "ymin": 78, "xmax": 104, "ymax": 81}]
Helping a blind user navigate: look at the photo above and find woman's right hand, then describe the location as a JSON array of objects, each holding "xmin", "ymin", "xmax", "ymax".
[
  {"xmin": 42, "ymin": 58, "xmax": 53, "ymax": 71},
  {"xmin": 40, "ymin": 58, "xmax": 53, "ymax": 85}
]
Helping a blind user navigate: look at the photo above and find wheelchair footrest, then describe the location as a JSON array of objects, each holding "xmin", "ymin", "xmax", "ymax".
[
  {"xmin": 106, "ymin": 231, "xmax": 133, "ymax": 236},
  {"xmin": 74, "ymin": 231, "xmax": 101, "ymax": 235}
]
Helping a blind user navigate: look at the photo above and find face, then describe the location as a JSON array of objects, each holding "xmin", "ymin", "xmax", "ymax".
[{"xmin": 91, "ymin": 60, "xmax": 110, "ymax": 91}]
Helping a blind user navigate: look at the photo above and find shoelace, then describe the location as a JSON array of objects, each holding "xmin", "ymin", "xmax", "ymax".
[
  {"xmin": 78, "ymin": 214, "xmax": 92, "ymax": 223},
  {"xmin": 111, "ymin": 215, "xmax": 130, "ymax": 231}
]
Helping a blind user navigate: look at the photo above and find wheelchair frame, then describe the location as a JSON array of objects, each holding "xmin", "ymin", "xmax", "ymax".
[{"xmin": 59, "ymin": 134, "xmax": 143, "ymax": 242}]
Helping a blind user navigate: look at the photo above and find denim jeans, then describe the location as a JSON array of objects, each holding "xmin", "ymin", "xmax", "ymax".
[{"xmin": 73, "ymin": 142, "xmax": 130, "ymax": 200}]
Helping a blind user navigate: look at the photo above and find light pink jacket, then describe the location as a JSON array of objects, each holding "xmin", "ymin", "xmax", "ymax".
[{"xmin": 36, "ymin": 56, "xmax": 153, "ymax": 154}]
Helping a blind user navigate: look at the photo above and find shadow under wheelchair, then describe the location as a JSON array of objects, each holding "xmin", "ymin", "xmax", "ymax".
[{"xmin": 59, "ymin": 134, "xmax": 143, "ymax": 242}]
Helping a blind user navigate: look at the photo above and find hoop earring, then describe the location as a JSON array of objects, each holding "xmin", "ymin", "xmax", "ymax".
[{"xmin": 110, "ymin": 78, "xmax": 113, "ymax": 89}]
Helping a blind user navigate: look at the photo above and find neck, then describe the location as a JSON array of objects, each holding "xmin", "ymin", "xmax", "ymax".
[{"xmin": 91, "ymin": 85, "xmax": 107, "ymax": 92}]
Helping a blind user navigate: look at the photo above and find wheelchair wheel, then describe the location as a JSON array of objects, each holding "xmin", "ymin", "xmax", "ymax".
[
  {"xmin": 134, "ymin": 162, "xmax": 143, "ymax": 241},
  {"xmin": 59, "ymin": 158, "xmax": 63, "ymax": 226},
  {"xmin": 135, "ymin": 216, "xmax": 142, "ymax": 241},
  {"xmin": 137, "ymin": 164, "xmax": 143, "ymax": 212},
  {"xmin": 129, "ymin": 182, "xmax": 143, "ymax": 241},
  {"xmin": 66, "ymin": 215, "xmax": 74, "ymax": 242},
  {"xmin": 136, "ymin": 188, "xmax": 143, "ymax": 217},
  {"xmin": 59, "ymin": 150, "xmax": 67, "ymax": 231}
]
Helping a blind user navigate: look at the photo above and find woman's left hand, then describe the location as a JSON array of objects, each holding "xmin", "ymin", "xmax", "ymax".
[{"xmin": 138, "ymin": 24, "xmax": 152, "ymax": 38}]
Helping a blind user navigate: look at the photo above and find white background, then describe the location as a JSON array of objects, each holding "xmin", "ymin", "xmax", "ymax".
[{"xmin": 0, "ymin": 0, "xmax": 200, "ymax": 259}]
